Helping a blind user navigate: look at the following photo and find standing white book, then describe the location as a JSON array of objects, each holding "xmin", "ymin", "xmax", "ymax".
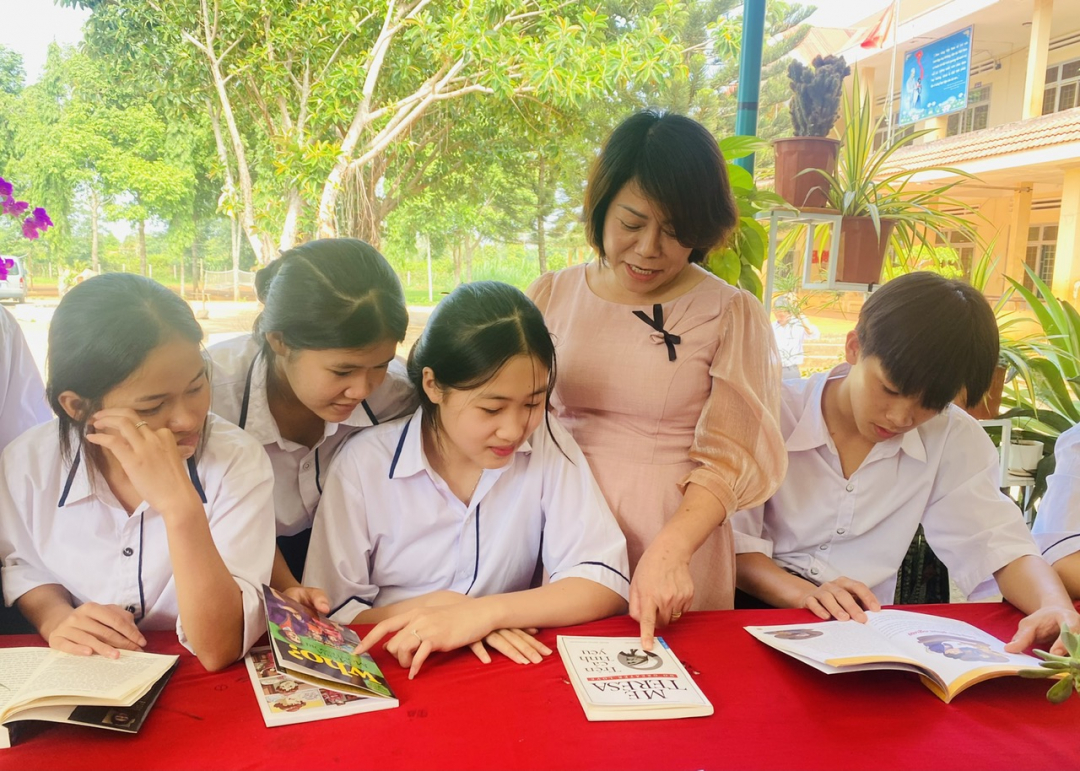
[{"xmin": 557, "ymin": 636, "xmax": 712, "ymax": 721}]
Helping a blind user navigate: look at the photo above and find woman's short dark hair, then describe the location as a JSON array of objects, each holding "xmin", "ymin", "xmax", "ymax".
[
  {"xmin": 254, "ymin": 238, "xmax": 408, "ymax": 357},
  {"xmin": 46, "ymin": 273, "xmax": 204, "ymax": 461},
  {"xmin": 407, "ymin": 281, "xmax": 560, "ymax": 443},
  {"xmin": 583, "ymin": 110, "xmax": 738, "ymax": 264},
  {"xmin": 856, "ymin": 272, "xmax": 999, "ymax": 411}
]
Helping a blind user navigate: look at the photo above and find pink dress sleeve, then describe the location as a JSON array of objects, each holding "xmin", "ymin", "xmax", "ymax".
[
  {"xmin": 526, "ymin": 271, "xmax": 555, "ymax": 313},
  {"xmin": 679, "ymin": 290, "xmax": 787, "ymax": 517}
]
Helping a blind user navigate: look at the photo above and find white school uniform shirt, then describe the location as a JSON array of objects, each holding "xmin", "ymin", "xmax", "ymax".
[
  {"xmin": 1032, "ymin": 423, "xmax": 1080, "ymax": 564},
  {"xmin": 208, "ymin": 334, "xmax": 418, "ymax": 536},
  {"xmin": 771, "ymin": 318, "xmax": 819, "ymax": 369},
  {"xmin": 730, "ymin": 364, "xmax": 1039, "ymax": 605},
  {"xmin": 0, "ymin": 414, "xmax": 276, "ymax": 655},
  {"xmin": 0, "ymin": 306, "xmax": 52, "ymax": 454},
  {"xmin": 303, "ymin": 408, "xmax": 631, "ymax": 623}
]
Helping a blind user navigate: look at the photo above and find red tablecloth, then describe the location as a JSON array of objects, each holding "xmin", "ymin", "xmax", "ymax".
[{"xmin": 4, "ymin": 603, "xmax": 1079, "ymax": 770}]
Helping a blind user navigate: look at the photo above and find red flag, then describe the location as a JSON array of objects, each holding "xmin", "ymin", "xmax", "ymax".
[{"xmin": 860, "ymin": 4, "xmax": 896, "ymax": 49}]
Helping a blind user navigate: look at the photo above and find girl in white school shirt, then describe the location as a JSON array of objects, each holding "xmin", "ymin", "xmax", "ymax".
[
  {"xmin": 0, "ymin": 274, "xmax": 275, "ymax": 671},
  {"xmin": 208, "ymin": 239, "xmax": 416, "ymax": 611},
  {"xmin": 304, "ymin": 282, "xmax": 630, "ymax": 679}
]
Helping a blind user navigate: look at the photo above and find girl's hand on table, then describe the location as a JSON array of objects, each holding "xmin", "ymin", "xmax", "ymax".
[
  {"xmin": 47, "ymin": 603, "xmax": 146, "ymax": 659},
  {"xmin": 470, "ymin": 627, "xmax": 551, "ymax": 666},
  {"xmin": 1007, "ymin": 605, "xmax": 1080, "ymax": 656}
]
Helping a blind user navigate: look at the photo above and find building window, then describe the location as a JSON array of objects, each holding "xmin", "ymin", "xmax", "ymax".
[
  {"xmin": 1043, "ymin": 59, "xmax": 1080, "ymax": 115},
  {"xmin": 947, "ymin": 84, "xmax": 991, "ymax": 136},
  {"xmin": 873, "ymin": 113, "xmax": 915, "ymax": 150},
  {"xmin": 1026, "ymin": 225, "xmax": 1058, "ymax": 289}
]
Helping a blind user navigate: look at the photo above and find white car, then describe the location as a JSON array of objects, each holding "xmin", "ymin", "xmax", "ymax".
[{"xmin": 0, "ymin": 255, "xmax": 27, "ymax": 303}]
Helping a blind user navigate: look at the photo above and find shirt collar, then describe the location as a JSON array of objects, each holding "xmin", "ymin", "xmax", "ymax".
[
  {"xmin": 388, "ymin": 406, "xmax": 533, "ymax": 481},
  {"xmin": 59, "ymin": 445, "xmax": 208, "ymax": 508},
  {"xmin": 785, "ymin": 363, "xmax": 927, "ymax": 463}
]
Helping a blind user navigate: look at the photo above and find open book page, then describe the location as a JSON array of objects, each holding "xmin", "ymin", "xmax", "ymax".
[
  {"xmin": 864, "ymin": 610, "xmax": 1042, "ymax": 695},
  {"xmin": 0, "ymin": 649, "xmax": 52, "ymax": 714},
  {"xmin": 1, "ymin": 649, "xmax": 177, "ymax": 719},
  {"xmin": 745, "ymin": 617, "xmax": 924, "ymax": 672}
]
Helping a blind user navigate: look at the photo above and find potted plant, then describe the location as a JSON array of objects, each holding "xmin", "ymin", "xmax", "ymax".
[
  {"xmin": 774, "ymin": 55, "xmax": 850, "ymax": 210},
  {"xmin": 813, "ymin": 68, "xmax": 979, "ymax": 286}
]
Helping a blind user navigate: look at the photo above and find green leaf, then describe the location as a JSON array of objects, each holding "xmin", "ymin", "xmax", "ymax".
[
  {"xmin": 1062, "ymin": 625, "xmax": 1080, "ymax": 659},
  {"xmin": 1047, "ymin": 674, "xmax": 1075, "ymax": 704},
  {"xmin": 1018, "ymin": 667, "xmax": 1060, "ymax": 678},
  {"xmin": 718, "ymin": 135, "xmax": 767, "ymax": 161}
]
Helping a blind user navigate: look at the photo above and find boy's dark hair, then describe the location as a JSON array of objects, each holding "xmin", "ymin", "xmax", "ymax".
[
  {"xmin": 46, "ymin": 273, "xmax": 204, "ymax": 462},
  {"xmin": 855, "ymin": 271, "xmax": 998, "ymax": 411},
  {"xmin": 407, "ymin": 281, "xmax": 560, "ymax": 447},
  {"xmin": 583, "ymin": 110, "xmax": 738, "ymax": 265},
  {"xmin": 254, "ymin": 238, "xmax": 408, "ymax": 358}
]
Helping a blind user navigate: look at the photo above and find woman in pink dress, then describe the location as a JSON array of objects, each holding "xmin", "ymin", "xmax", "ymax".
[{"xmin": 528, "ymin": 111, "xmax": 786, "ymax": 645}]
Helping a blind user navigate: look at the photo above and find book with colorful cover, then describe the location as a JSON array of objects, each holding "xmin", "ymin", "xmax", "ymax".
[
  {"xmin": 246, "ymin": 585, "xmax": 397, "ymax": 726},
  {"xmin": 243, "ymin": 646, "xmax": 397, "ymax": 727},
  {"xmin": 557, "ymin": 636, "xmax": 713, "ymax": 721},
  {"xmin": 745, "ymin": 609, "xmax": 1049, "ymax": 703}
]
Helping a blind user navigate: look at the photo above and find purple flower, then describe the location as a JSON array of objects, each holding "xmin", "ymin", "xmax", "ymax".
[
  {"xmin": 31, "ymin": 207, "xmax": 52, "ymax": 229},
  {"xmin": 0, "ymin": 257, "xmax": 11, "ymax": 281},
  {"xmin": 22, "ymin": 218, "xmax": 40, "ymax": 239},
  {"xmin": 0, "ymin": 178, "xmax": 11, "ymax": 197},
  {"xmin": 3, "ymin": 196, "xmax": 29, "ymax": 216}
]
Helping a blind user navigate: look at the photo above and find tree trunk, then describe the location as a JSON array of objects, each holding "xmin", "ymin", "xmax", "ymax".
[
  {"xmin": 231, "ymin": 214, "xmax": 241, "ymax": 302},
  {"xmin": 340, "ymin": 163, "xmax": 382, "ymax": 247},
  {"xmin": 279, "ymin": 190, "xmax": 303, "ymax": 252},
  {"xmin": 452, "ymin": 241, "xmax": 462, "ymax": 285},
  {"xmin": 138, "ymin": 219, "xmax": 147, "ymax": 277},
  {"xmin": 465, "ymin": 235, "xmax": 475, "ymax": 283},
  {"xmin": 535, "ymin": 156, "xmax": 547, "ymax": 274},
  {"xmin": 89, "ymin": 187, "xmax": 100, "ymax": 273}
]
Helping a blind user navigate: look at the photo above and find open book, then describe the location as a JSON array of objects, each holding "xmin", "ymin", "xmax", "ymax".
[
  {"xmin": 745, "ymin": 609, "xmax": 1046, "ymax": 703},
  {"xmin": 0, "ymin": 647, "xmax": 178, "ymax": 748},
  {"xmin": 557, "ymin": 636, "xmax": 712, "ymax": 721},
  {"xmin": 244, "ymin": 586, "xmax": 397, "ymax": 727}
]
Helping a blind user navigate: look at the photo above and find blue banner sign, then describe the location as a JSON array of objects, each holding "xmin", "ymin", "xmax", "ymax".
[{"xmin": 898, "ymin": 27, "xmax": 973, "ymax": 126}]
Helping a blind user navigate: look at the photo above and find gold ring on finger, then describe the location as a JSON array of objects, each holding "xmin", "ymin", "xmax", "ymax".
[
  {"xmin": 134, "ymin": 421, "xmax": 149, "ymax": 429},
  {"xmin": 411, "ymin": 629, "xmax": 423, "ymax": 642}
]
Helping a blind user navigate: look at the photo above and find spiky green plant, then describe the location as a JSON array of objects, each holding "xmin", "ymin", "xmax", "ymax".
[{"xmin": 1019, "ymin": 624, "xmax": 1080, "ymax": 703}]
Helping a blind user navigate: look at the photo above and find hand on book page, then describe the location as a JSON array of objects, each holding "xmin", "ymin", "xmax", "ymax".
[
  {"xmin": 43, "ymin": 601, "xmax": 146, "ymax": 660},
  {"xmin": 281, "ymin": 585, "xmax": 331, "ymax": 617},
  {"xmin": 798, "ymin": 576, "xmax": 881, "ymax": 623},
  {"xmin": 628, "ymin": 543, "xmax": 694, "ymax": 652}
]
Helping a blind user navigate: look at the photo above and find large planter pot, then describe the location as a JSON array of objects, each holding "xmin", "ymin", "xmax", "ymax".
[
  {"xmin": 772, "ymin": 136, "xmax": 841, "ymax": 209},
  {"xmin": 836, "ymin": 215, "xmax": 894, "ymax": 285}
]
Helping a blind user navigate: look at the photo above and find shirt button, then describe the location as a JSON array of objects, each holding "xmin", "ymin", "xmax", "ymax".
[
  {"xmin": 303, "ymin": 462, "xmax": 311, "ymax": 471},
  {"xmin": 125, "ymin": 605, "xmax": 136, "ymax": 614},
  {"xmin": 845, "ymin": 483, "xmax": 854, "ymax": 492},
  {"xmin": 837, "ymin": 528, "xmax": 846, "ymax": 535},
  {"xmin": 819, "ymin": 544, "xmax": 828, "ymax": 550},
  {"xmin": 122, "ymin": 547, "xmax": 134, "ymax": 557},
  {"xmin": 810, "ymin": 568, "xmax": 820, "ymax": 576}
]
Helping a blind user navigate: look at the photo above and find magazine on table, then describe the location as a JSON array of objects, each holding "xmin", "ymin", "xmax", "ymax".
[{"xmin": 745, "ymin": 609, "xmax": 1049, "ymax": 703}]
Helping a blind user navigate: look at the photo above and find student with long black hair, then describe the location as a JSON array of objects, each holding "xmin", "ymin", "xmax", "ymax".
[
  {"xmin": 0, "ymin": 274, "xmax": 275, "ymax": 671},
  {"xmin": 304, "ymin": 281, "xmax": 629, "ymax": 679},
  {"xmin": 209, "ymin": 239, "xmax": 416, "ymax": 610}
]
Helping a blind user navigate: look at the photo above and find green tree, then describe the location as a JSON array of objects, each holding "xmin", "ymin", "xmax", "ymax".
[{"xmin": 66, "ymin": 0, "xmax": 683, "ymax": 260}]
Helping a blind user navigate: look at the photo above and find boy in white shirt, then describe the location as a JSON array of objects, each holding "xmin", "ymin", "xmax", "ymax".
[
  {"xmin": 733, "ymin": 272, "xmax": 1079, "ymax": 654},
  {"xmin": 772, "ymin": 298, "xmax": 819, "ymax": 380},
  {"xmin": 1032, "ymin": 423, "xmax": 1080, "ymax": 598}
]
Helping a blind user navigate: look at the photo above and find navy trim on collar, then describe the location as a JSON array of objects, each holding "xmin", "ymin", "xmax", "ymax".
[
  {"xmin": 329, "ymin": 595, "xmax": 374, "ymax": 617},
  {"xmin": 389, "ymin": 419, "xmax": 412, "ymax": 478},
  {"xmin": 187, "ymin": 457, "xmax": 207, "ymax": 504},
  {"xmin": 136, "ymin": 512, "xmax": 147, "ymax": 621},
  {"xmin": 238, "ymin": 356, "xmax": 258, "ymax": 429},
  {"xmin": 58, "ymin": 452, "xmax": 82, "ymax": 507},
  {"xmin": 464, "ymin": 503, "xmax": 481, "ymax": 595},
  {"xmin": 314, "ymin": 448, "xmax": 323, "ymax": 494},
  {"xmin": 362, "ymin": 400, "xmax": 378, "ymax": 425}
]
